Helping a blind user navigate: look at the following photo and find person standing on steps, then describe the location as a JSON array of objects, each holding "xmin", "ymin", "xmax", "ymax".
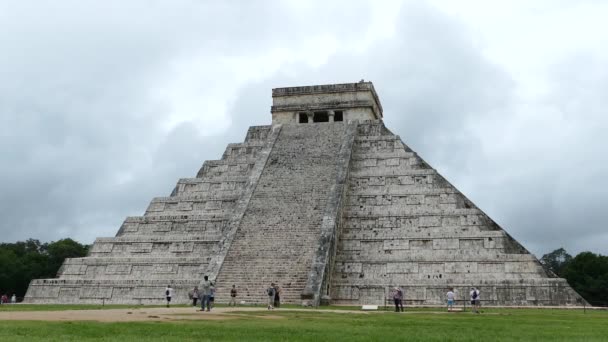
[
  {"xmin": 198, "ymin": 275, "xmax": 214, "ymax": 312},
  {"xmin": 229, "ymin": 284, "xmax": 238, "ymax": 307},
  {"xmin": 267, "ymin": 283, "xmax": 276, "ymax": 310},
  {"xmin": 165, "ymin": 285, "xmax": 174, "ymax": 308},
  {"xmin": 273, "ymin": 284, "xmax": 281, "ymax": 309}
]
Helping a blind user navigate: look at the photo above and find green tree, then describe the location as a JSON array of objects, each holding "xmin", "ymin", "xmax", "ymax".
[
  {"xmin": 47, "ymin": 238, "xmax": 89, "ymax": 275},
  {"xmin": 0, "ymin": 238, "xmax": 88, "ymax": 299},
  {"xmin": 562, "ymin": 252, "xmax": 608, "ymax": 305},
  {"xmin": 540, "ymin": 247, "xmax": 573, "ymax": 276}
]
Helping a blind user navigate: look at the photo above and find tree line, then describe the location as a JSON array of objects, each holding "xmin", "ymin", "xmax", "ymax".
[
  {"xmin": 0, "ymin": 239, "xmax": 89, "ymax": 299},
  {"xmin": 540, "ymin": 248, "xmax": 608, "ymax": 306}
]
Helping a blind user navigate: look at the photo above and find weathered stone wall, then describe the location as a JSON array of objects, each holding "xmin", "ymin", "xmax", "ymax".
[{"xmin": 329, "ymin": 121, "xmax": 585, "ymax": 306}]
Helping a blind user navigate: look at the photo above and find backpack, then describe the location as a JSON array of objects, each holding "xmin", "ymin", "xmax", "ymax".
[
  {"xmin": 267, "ymin": 287, "xmax": 274, "ymax": 296},
  {"xmin": 166, "ymin": 289, "xmax": 170, "ymax": 296},
  {"xmin": 472, "ymin": 290, "xmax": 478, "ymax": 299}
]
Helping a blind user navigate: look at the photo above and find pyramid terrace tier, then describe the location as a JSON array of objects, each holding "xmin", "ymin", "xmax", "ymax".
[
  {"xmin": 88, "ymin": 236, "xmax": 220, "ymax": 257},
  {"xmin": 24, "ymin": 279, "xmax": 202, "ymax": 305},
  {"xmin": 196, "ymin": 158, "xmax": 258, "ymax": 178},
  {"xmin": 144, "ymin": 194, "xmax": 241, "ymax": 216},
  {"xmin": 221, "ymin": 142, "xmax": 265, "ymax": 161},
  {"xmin": 330, "ymin": 278, "xmax": 584, "ymax": 306},
  {"xmin": 172, "ymin": 176, "xmax": 250, "ymax": 196},
  {"xmin": 57, "ymin": 256, "xmax": 207, "ymax": 280},
  {"xmin": 117, "ymin": 215, "xmax": 226, "ymax": 237}
]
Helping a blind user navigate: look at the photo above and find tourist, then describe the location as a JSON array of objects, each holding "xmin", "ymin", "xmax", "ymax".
[
  {"xmin": 1, "ymin": 294, "xmax": 8, "ymax": 304},
  {"xmin": 199, "ymin": 275, "xmax": 213, "ymax": 312},
  {"xmin": 229, "ymin": 284, "xmax": 237, "ymax": 307},
  {"xmin": 470, "ymin": 287, "xmax": 480, "ymax": 313},
  {"xmin": 191, "ymin": 286, "xmax": 199, "ymax": 307},
  {"xmin": 267, "ymin": 283, "xmax": 276, "ymax": 310},
  {"xmin": 474, "ymin": 287, "xmax": 481, "ymax": 313},
  {"xmin": 446, "ymin": 288, "xmax": 455, "ymax": 312},
  {"xmin": 392, "ymin": 287, "xmax": 404, "ymax": 312},
  {"xmin": 273, "ymin": 284, "xmax": 281, "ymax": 308},
  {"xmin": 165, "ymin": 285, "xmax": 174, "ymax": 308},
  {"xmin": 11, "ymin": 294, "xmax": 16, "ymax": 304}
]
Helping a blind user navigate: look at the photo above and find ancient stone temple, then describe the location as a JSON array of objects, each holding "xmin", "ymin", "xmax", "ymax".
[{"xmin": 26, "ymin": 82, "xmax": 584, "ymax": 306}]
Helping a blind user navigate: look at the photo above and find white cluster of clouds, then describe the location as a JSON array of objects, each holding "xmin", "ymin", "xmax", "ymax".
[{"xmin": 1, "ymin": 0, "xmax": 606, "ymax": 256}]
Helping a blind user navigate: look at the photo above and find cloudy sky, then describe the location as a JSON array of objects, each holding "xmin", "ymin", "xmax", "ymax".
[{"xmin": 1, "ymin": 0, "xmax": 607, "ymax": 257}]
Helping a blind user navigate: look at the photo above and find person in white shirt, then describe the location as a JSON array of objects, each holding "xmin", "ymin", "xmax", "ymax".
[
  {"xmin": 165, "ymin": 285, "xmax": 174, "ymax": 308},
  {"xmin": 446, "ymin": 288, "xmax": 455, "ymax": 312}
]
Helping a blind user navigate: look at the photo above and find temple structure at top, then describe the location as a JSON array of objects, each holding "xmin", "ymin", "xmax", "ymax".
[
  {"xmin": 25, "ymin": 81, "xmax": 585, "ymax": 307},
  {"xmin": 271, "ymin": 81, "xmax": 382, "ymax": 124}
]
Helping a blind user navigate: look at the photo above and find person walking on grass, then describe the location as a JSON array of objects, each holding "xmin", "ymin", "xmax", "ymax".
[
  {"xmin": 392, "ymin": 286, "xmax": 404, "ymax": 312},
  {"xmin": 446, "ymin": 288, "xmax": 455, "ymax": 312},
  {"xmin": 165, "ymin": 285, "xmax": 174, "ymax": 308},
  {"xmin": 199, "ymin": 275, "xmax": 214, "ymax": 312},
  {"xmin": 267, "ymin": 283, "xmax": 276, "ymax": 310},
  {"xmin": 229, "ymin": 284, "xmax": 238, "ymax": 307}
]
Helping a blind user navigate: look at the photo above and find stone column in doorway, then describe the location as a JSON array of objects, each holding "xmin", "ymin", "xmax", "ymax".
[
  {"xmin": 307, "ymin": 111, "xmax": 314, "ymax": 123},
  {"xmin": 328, "ymin": 110, "xmax": 335, "ymax": 122}
]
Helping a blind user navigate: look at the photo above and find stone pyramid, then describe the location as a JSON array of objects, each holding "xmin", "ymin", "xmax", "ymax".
[{"xmin": 26, "ymin": 82, "xmax": 584, "ymax": 306}]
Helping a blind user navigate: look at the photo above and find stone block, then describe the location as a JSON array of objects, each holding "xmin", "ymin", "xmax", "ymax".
[
  {"xmin": 419, "ymin": 216, "xmax": 441, "ymax": 227},
  {"xmin": 433, "ymin": 239, "xmax": 459, "ymax": 250},
  {"xmin": 383, "ymin": 239, "xmax": 409, "ymax": 250},
  {"xmin": 386, "ymin": 262, "xmax": 418, "ymax": 273},
  {"xmin": 478, "ymin": 262, "xmax": 505, "ymax": 273},
  {"xmin": 459, "ymin": 239, "xmax": 484, "ymax": 249},
  {"xmin": 409, "ymin": 239, "xmax": 433, "ymax": 249},
  {"xmin": 105, "ymin": 265, "xmax": 132, "ymax": 275}
]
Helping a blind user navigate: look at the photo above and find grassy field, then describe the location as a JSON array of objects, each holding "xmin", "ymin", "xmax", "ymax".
[{"xmin": 0, "ymin": 305, "xmax": 606, "ymax": 341}]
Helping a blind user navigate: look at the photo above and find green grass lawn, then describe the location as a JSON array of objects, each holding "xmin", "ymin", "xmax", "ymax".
[{"xmin": 0, "ymin": 306, "xmax": 606, "ymax": 341}]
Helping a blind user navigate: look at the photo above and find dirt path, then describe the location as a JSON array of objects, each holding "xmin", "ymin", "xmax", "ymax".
[
  {"xmin": 0, "ymin": 307, "xmax": 376, "ymax": 322},
  {"xmin": 0, "ymin": 306, "xmax": 500, "ymax": 323}
]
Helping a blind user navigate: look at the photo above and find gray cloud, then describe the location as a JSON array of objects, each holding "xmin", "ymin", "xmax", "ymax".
[{"xmin": 1, "ymin": 1, "xmax": 606, "ymax": 258}]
